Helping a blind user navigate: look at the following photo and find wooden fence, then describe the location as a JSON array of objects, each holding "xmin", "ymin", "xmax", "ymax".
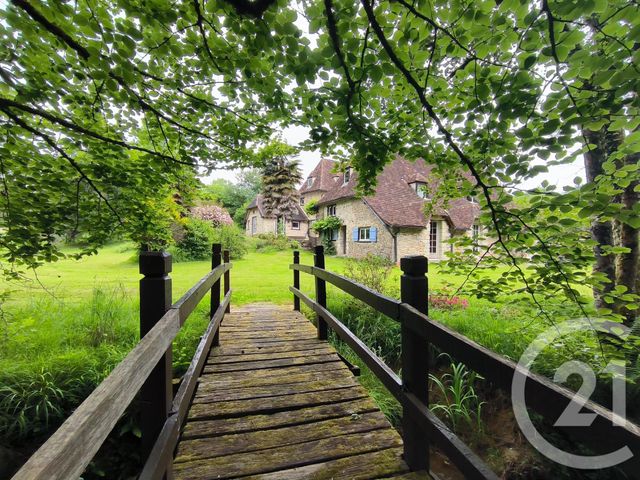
[
  {"xmin": 12, "ymin": 244, "xmax": 232, "ymax": 480},
  {"xmin": 290, "ymin": 246, "xmax": 640, "ymax": 479}
]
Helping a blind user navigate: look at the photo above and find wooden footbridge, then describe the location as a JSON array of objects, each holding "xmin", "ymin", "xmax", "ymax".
[{"xmin": 12, "ymin": 245, "xmax": 640, "ymax": 480}]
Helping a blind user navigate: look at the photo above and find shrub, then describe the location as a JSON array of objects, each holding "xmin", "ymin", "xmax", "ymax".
[
  {"xmin": 429, "ymin": 294, "xmax": 469, "ymax": 310},
  {"xmin": 254, "ymin": 233, "xmax": 299, "ymax": 252},
  {"xmin": 430, "ymin": 355, "xmax": 484, "ymax": 436},
  {"xmin": 322, "ymin": 237, "xmax": 336, "ymax": 256},
  {"xmin": 344, "ymin": 254, "xmax": 394, "ymax": 295},
  {"xmin": 211, "ymin": 224, "xmax": 248, "ymax": 259},
  {"xmin": 174, "ymin": 218, "xmax": 215, "ymax": 261},
  {"xmin": 190, "ymin": 205, "xmax": 233, "ymax": 226},
  {"xmin": 304, "ymin": 199, "xmax": 319, "ymax": 215}
]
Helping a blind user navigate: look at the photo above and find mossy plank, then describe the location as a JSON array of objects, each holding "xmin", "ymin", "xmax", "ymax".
[
  {"xmin": 240, "ymin": 447, "xmax": 409, "ymax": 480},
  {"xmin": 189, "ymin": 385, "xmax": 369, "ymax": 419},
  {"xmin": 205, "ymin": 354, "xmax": 340, "ymax": 373},
  {"xmin": 197, "ymin": 368, "xmax": 351, "ymax": 393},
  {"xmin": 210, "ymin": 342, "xmax": 328, "ymax": 357},
  {"xmin": 182, "ymin": 397, "xmax": 379, "ymax": 439},
  {"xmin": 202, "ymin": 359, "xmax": 346, "ymax": 377},
  {"xmin": 217, "ymin": 338, "xmax": 323, "ymax": 349},
  {"xmin": 376, "ymin": 473, "xmax": 432, "ymax": 479},
  {"xmin": 209, "ymin": 346, "xmax": 334, "ymax": 364},
  {"xmin": 173, "ymin": 429, "xmax": 403, "ymax": 480},
  {"xmin": 221, "ymin": 333, "xmax": 314, "ymax": 342},
  {"xmin": 195, "ymin": 377, "xmax": 358, "ymax": 402},
  {"xmin": 175, "ymin": 411, "xmax": 390, "ymax": 463}
]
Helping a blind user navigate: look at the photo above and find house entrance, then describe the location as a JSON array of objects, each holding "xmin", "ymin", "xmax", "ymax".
[{"xmin": 340, "ymin": 226, "xmax": 347, "ymax": 255}]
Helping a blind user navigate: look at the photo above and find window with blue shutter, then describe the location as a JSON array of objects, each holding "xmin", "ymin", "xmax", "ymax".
[
  {"xmin": 352, "ymin": 227, "xmax": 359, "ymax": 242},
  {"xmin": 370, "ymin": 227, "xmax": 377, "ymax": 242}
]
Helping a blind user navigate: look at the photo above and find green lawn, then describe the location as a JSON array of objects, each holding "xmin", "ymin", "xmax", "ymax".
[{"xmin": 2, "ymin": 242, "xmax": 473, "ymax": 308}]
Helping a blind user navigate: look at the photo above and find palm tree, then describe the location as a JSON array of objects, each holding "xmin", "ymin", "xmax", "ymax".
[{"xmin": 259, "ymin": 141, "xmax": 302, "ymax": 234}]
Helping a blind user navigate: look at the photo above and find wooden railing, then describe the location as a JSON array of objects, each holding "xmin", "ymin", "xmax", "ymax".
[
  {"xmin": 290, "ymin": 246, "xmax": 640, "ymax": 479},
  {"xmin": 12, "ymin": 244, "xmax": 232, "ymax": 480}
]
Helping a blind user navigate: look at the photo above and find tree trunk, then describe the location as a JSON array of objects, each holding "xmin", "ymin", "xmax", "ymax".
[
  {"xmin": 614, "ymin": 151, "xmax": 640, "ymax": 326},
  {"xmin": 583, "ymin": 128, "xmax": 616, "ymax": 309}
]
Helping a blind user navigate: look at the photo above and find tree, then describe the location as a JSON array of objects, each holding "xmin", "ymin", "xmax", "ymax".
[
  {"xmin": 258, "ymin": 141, "xmax": 302, "ymax": 229},
  {"xmin": 198, "ymin": 169, "xmax": 261, "ymax": 226},
  {"xmin": 1, "ymin": 0, "xmax": 638, "ymax": 332}
]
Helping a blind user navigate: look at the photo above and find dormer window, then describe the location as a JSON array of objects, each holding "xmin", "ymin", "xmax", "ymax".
[
  {"xmin": 343, "ymin": 167, "xmax": 351, "ymax": 184},
  {"xmin": 411, "ymin": 182, "xmax": 429, "ymax": 199},
  {"xmin": 467, "ymin": 195, "xmax": 478, "ymax": 204},
  {"xmin": 307, "ymin": 177, "xmax": 314, "ymax": 187}
]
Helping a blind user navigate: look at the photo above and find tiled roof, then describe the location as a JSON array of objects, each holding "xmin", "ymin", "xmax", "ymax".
[
  {"xmin": 247, "ymin": 194, "xmax": 308, "ymax": 221},
  {"xmin": 299, "ymin": 158, "xmax": 338, "ymax": 194},
  {"xmin": 317, "ymin": 155, "xmax": 480, "ymax": 230}
]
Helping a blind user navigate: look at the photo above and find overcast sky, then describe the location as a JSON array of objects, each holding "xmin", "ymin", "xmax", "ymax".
[{"xmin": 203, "ymin": 124, "xmax": 585, "ymax": 191}]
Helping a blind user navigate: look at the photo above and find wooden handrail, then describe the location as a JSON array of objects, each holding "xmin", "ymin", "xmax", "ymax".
[
  {"xmin": 400, "ymin": 303, "xmax": 640, "ymax": 457},
  {"xmin": 291, "ymin": 252, "xmax": 640, "ymax": 477},
  {"xmin": 11, "ymin": 308, "xmax": 181, "ymax": 480},
  {"xmin": 140, "ymin": 289, "xmax": 232, "ymax": 480},
  {"xmin": 290, "ymin": 263, "xmax": 400, "ymax": 319},
  {"xmin": 13, "ymin": 246, "xmax": 233, "ymax": 480},
  {"xmin": 173, "ymin": 263, "xmax": 231, "ymax": 324},
  {"xmin": 290, "ymin": 286, "xmax": 402, "ymax": 399},
  {"xmin": 289, "ymin": 284, "xmax": 495, "ymax": 479}
]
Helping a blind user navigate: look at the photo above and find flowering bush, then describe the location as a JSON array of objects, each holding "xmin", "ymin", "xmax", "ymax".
[
  {"xmin": 429, "ymin": 295, "xmax": 469, "ymax": 310},
  {"xmin": 190, "ymin": 205, "xmax": 233, "ymax": 226}
]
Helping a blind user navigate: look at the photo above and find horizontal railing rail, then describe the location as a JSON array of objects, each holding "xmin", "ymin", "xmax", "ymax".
[
  {"xmin": 291, "ymin": 246, "xmax": 640, "ymax": 478},
  {"xmin": 13, "ymin": 244, "xmax": 232, "ymax": 480},
  {"xmin": 399, "ymin": 303, "xmax": 640, "ymax": 459}
]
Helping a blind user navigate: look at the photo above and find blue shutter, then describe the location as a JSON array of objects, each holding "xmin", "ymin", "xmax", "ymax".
[
  {"xmin": 370, "ymin": 227, "xmax": 378, "ymax": 242},
  {"xmin": 352, "ymin": 227, "xmax": 359, "ymax": 242}
]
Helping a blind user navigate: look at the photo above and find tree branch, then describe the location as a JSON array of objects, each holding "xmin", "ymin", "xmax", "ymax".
[{"xmin": 1, "ymin": 107, "xmax": 124, "ymax": 224}]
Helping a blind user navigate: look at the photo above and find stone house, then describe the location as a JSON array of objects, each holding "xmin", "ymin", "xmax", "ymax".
[
  {"xmin": 309, "ymin": 156, "xmax": 486, "ymax": 262},
  {"xmin": 244, "ymin": 194, "xmax": 309, "ymax": 242},
  {"xmin": 298, "ymin": 158, "xmax": 342, "ymax": 245}
]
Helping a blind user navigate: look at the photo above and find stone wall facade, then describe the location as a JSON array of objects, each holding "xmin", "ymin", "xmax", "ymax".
[
  {"xmin": 245, "ymin": 207, "xmax": 308, "ymax": 240},
  {"xmin": 319, "ymin": 199, "xmax": 394, "ymax": 259}
]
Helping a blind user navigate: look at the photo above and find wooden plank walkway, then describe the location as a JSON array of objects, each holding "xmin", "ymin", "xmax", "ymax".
[{"xmin": 173, "ymin": 304, "xmax": 430, "ymax": 480}]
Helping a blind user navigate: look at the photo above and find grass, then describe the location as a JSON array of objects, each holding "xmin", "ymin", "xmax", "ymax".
[{"xmin": 0, "ymin": 241, "xmax": 627, "ymax": 479}]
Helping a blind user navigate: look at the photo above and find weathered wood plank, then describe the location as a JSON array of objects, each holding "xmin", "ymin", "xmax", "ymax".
[
  {"xmin": 205, "ymin": 353, "xmax": 340, "ymax": 373},
  {"xmin": 239, "ymin": 447, "xmax": 409, "ymax": 480},
  {"xmin": 189, "ymin": 386, "xmax": 370, "ymax": 419},
  {"xmin": 216, "ymin": 339, "xmax": 323, "ymax": 349},
  {"xmin": 202, "ymin": 359, "xmax": 346, "ymax": 377},
  {"xmin": 175, "ymin": 411, "xmax": 391, "ymax": 463},
  {"xmin": 209, "ymin": 346, "xmax": 333, "ymax": 364},
  {"xmin": 182, "ymin": 397, "xmax": 380, "ymax": 439},
  {"xmin": 377, "ymin": 473, "xmax": 432, "ymax": 479},
  {"xmin": 195, "ymin": 377, "xmax": 358, "ymax": 402},
  {"xmin": 197, "ymin": 367, "xmax": 349, "ymax": 392},
  {"xmin": 210, "ymin": 341, "xmax": 327, "ymax": 357},
  {"xmin": 173, "ymin": 429, "xmax": 404, "ymax": 480}
]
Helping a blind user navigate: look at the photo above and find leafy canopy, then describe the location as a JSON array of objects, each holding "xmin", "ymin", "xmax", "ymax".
[{"xmin": 1, "ymin": 0, "xmax": 639, "ymax": 323}]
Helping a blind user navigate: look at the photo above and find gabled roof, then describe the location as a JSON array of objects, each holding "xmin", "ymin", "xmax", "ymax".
[
  {"xmin": 317, "ymin": 155, "xmax": 480, "ymax": 230},
  {"xmin": 299, "ymin": 158, "xmax": 339, "ymax": 194},
  {"xmin": 247, "ymin": 194, "xmax": 308, "ymax": 222}
]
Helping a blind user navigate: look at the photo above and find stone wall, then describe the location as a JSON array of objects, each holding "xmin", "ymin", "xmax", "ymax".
[
  {"xmin": 245, "ymin": 207, "xmax": 276, "ymax": 236},
  {"xmin": 319, "ymin": 199, "xmax": 394, "ymax": 259},
  {"xmin": 396, "ymin": 216, "xmax": 451, "ymax": 262},
  {"xmin": 245, "ymin": 207, "xmax": 308, "ymax": 240}
]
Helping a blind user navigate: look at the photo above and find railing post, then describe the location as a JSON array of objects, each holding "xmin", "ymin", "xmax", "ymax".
[
  {"xmin": 293, "ymin": 250, "xmax": 300, "ymax": 311},
  {"xmin": 223, "ymin": 249, "xmax": 231, "ymax": 313},
  {"xmin": 314, "ymin": 245, "xmax": 328, "ymax": 340},
  {"xmin": 400, "ymin": 255, "xmax": 429, "ymax": 472},
  {"xmin": 210, "ymin": 244, "xmax": 222, "ymax": 346},
  {"xmin": 139, "ymin": 251, "xmax": 173, "ymax": 478}
]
